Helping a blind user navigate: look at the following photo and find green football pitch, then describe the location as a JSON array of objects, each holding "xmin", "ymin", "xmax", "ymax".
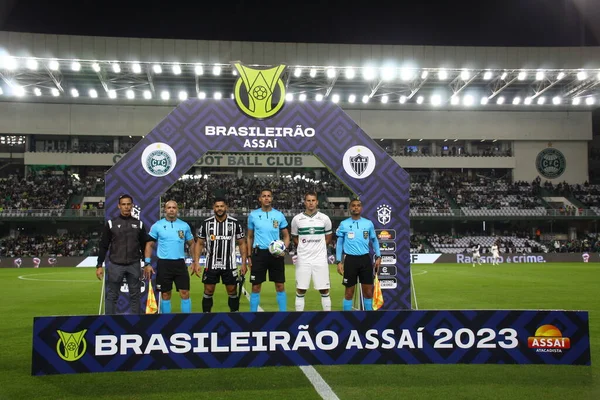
[{"xmin": 0, "ymin": 263, "xmax": 598, "ymax": 400}]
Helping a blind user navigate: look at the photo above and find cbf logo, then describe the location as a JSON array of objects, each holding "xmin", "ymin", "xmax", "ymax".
[
  {"xmin": 377, "ymin": 204, "xmax": 392, "ymax": 225},
  {"xmin": 56, "ymin": 329, "xmax": 87, "ymax": 362},
  {"xmin": 535, "ymin": 148, "xmax": 566, "ymax": 179},
  {"xmin": 232, "ymin": 62, "xmax": 287, "ymax": 120},
  {"xmin": 141, "ymin": 142, "xmax": 177, "ymax": 177},
  {"xmin": 342, "ymin": 146, "xmax": 376, "ymax": 179}
]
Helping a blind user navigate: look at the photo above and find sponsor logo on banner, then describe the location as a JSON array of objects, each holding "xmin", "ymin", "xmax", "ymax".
[
  {"xmin": 232, "ymin": 62, "xmax": 287, "ymax": 120},
  {"xmin": 342, "ymin": 146, "xmax": 376, "ymax": 179},
  {"xmin": 376, "ymin": 229, "xmax": 396, "ymax": 241},
  {"xmin": 380, "ymin": 241, "xmax": 396, "ymax": 252},
  {"xmin": 411, "ymin": 254, "xmax": 442, "ymax": 264},
  {"xmin": 535, "ymin": 146, "xmax": 566, "ymax": 179},
  {"xmin": 381, "ymin": 255, "xmax": 397, "ymax": 265},
  {"xmin": 376, "ymin": 204, "xmax": 392, "ymax": 225},
  {"xmin": 456, "ymin": 254, "xmax": 546, "ymax": 264},
  {"xmin": 141, "ymin": 142, "xmax": 177, "ymax": 177},
  {"xmin": 379, "ymin": 277, "xmax": 397, "ymax": 289},
  {"xmin": 56, "ymin": 329, "xmax": 87, "ymax": 362},
  {"xmin": 378, "ymin": 265, "xmax": 397, "ymax": 276},
  {"xmin": 528, "ymin": 325, "xmax": 571, "ymax": 353}
]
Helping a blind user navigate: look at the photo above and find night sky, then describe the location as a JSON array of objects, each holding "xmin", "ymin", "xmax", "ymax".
[{"xmin": 2, "ymin": 0, "xmax": 600, "ymax": 46}]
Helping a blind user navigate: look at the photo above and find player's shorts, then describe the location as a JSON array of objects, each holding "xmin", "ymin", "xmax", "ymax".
[
  {"xmin": 250, "ymin": 248, "xmax": 285, "ymax": 284},
  {"xmin": 342, "ymin": 254, "xmax": 373, "ymax": 287},
  {"xmin": 156, "ymin": 258, "xmax": 189, "ymax": 292},
  {"xmin": 492, "ymin": 252, "xmax": 500, "ymax": 258},
  {"xmin": 473, "ymin": 252, "xmax": 480, "ymax": 258},
  {"xmin": 296, "ymin": 262, "xmax": 330, "ymax": 290},
  {"xmin": 202, "ymin": 267, "xmax": 238, "ymax": 286}
]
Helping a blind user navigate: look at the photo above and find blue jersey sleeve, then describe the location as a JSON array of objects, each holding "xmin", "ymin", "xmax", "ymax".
[
  {"xmin": 185, "ymin": 224, "xmax": 193, "ymax": 241},
  {"xmin": 278, "ymin": 212, "xmax": 288, "ymax": 230},
  {"xmin": 369, "ymin": 221, "xmax": 381, "ymax": 257},
  {"xmin": 148, "ymin": 222, "xmax": 159, "ymax": 240},
  {"xmin": 248, "ymin": 213, "xmax": 255, "ymax": 230}
]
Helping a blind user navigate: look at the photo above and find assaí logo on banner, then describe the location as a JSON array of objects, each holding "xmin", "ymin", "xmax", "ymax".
[
  {"xmin": 56, "ymin": 329, "xmax": 87, "ymax": 362},
  {"xmin": 527, "ymin": 325, "xmax": 571, "ymax": 353}
]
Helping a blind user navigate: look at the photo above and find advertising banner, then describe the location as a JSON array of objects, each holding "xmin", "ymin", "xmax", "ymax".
[{"xmin": 32, "ymin": 309, "xmax": 590, "ymax": 375}]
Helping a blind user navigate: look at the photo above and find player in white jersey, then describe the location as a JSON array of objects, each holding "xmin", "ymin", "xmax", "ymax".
[
  {"xmin": 290, "ymin": 192, "xmax": 333, "ymax": 311},
  {"xmin": 491, "ymin": 242, "xmax": 500, "ymax": 265},
  {"xmin": 472, "ymin": 244, "xmax": 482, "ymax": 267}
]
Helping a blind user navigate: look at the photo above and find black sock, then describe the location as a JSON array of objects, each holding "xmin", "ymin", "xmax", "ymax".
[
  {"xmin": 202, "ymin": 294, "xmax": 213, "ymax": 312},
  {"xmin": 228, "ymin": 294, "xmax": 239, "ymax": 312}
]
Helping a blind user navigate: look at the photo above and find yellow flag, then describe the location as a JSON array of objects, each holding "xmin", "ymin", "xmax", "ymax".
[
  {"xmin": 146, "ymin": 280, "xmax": 158, "ymax": 314},
  {"xmin": 373, "ymin": 275, "xmax": 384, "ymax": 310}
]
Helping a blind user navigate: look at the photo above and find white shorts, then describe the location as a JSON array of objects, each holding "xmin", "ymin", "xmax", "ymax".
[
  {"xmin": 296, "ymin": 263, "xmax": 330, "ymax": 290},
  {"xmin": 473, "ymin": 253, "xmax": 480, "ymax": 258},
  {"xmin": 492, "ymin": 251, "xmax": 500, "ymax": 258}
]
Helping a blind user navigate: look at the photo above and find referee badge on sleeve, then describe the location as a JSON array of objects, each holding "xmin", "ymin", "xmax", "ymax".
[
  {"xmin": 178, "ymin": 230, "xmax": 184, "ymax": 239},
  {"xmin": 273, "ymin": 220, "xmax": 279, "ymax": 228}
]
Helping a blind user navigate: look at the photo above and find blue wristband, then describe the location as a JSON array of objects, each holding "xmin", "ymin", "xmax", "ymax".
[{"xmin": 144, "ymin": 258, "xmax": 151, "ymax": 264}]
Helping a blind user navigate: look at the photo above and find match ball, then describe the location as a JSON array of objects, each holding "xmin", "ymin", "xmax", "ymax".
[{"xmin": 268, "ymin": 240, "xmax": 286, "ymax": 256}]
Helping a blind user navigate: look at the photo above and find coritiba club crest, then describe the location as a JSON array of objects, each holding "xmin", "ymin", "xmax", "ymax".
[{"xmin": 232, "ymin": 62, "xmax": 287, "ymax": 120}]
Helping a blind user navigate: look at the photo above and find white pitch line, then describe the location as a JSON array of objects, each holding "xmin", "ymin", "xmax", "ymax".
[
  {"xmin": 18, "ymin": 272, "xmax": 98, "ymax": 283},
  {"xmin": 410, "ymin": 267, "xmax": 419, "ymax": 310},
  {"xmin": 241, "ymin": 286, "xmax": 339, "ymax": 400}
]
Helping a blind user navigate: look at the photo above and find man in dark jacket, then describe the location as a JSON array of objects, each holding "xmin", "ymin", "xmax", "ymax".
[{"xmin": 96, "ymin": 194, "xmax": 149, "ymax": 314}]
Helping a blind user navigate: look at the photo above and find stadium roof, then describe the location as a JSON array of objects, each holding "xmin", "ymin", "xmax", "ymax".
[{"xmin": 1, "ymin": 31, "xmax": 600, "ymax": 110}]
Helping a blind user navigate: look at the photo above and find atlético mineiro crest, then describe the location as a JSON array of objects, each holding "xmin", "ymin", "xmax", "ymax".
[
  {"xmin": 350, "ymin": 154, "xmax": 369, "ymax": 176},
  {"xmin": 377, "ymin": 204, "xmax": 392, "ymax": 225}
]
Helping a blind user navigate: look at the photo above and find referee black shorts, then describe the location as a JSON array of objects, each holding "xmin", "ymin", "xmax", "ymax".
[
  {"xmin": 156, "ymin": 258, "xmax": 190, "ymax": 293},
  {"xmin": 250, "ymin": 249, "xmax": 285, "ymax": 284},
  {"xmin": 342, "ymin": 254, "xmax": 374, "ymax": 287}
]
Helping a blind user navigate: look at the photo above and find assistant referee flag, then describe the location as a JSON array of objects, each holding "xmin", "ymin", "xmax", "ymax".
[{"xmin": 146, "ymin": 280, "xmax": 158, "ymax": 314}]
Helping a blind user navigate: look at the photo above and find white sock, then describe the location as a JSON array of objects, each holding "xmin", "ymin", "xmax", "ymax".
[
  {"xmin": 321, "ymin": 293, "xmax": 331, "ymax": 311},
  {"xmin": 295, "ymin": 292, "xmax": 305, "ymax": 311}
]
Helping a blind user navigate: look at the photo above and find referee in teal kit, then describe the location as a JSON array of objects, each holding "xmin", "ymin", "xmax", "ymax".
[{"xmin": 335, "ymin": 198, "xmax": 381, "ymax": 311}]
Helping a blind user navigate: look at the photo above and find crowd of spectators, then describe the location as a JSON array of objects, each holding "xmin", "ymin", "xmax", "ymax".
[{"xmin": 0, "ymin": 233, "xmax": 94, "ymax": 257}]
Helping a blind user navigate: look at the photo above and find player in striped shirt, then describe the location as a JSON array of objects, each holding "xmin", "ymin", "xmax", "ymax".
[{"xmin": 290, "ymin": 192, "xmax": 333, "ymax": 311}]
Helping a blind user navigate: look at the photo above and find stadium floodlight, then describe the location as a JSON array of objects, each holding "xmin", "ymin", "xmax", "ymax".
[
  {"xmin": 460, "ymin": 70, "xmax": 470, "ymax": 81},
  {"xmin": 112, "ymin": 63, "xmax": 121, "ymax": 73},
  {"xmin": 399, "ymin": 95, "xmax": 407, "ymax": 104},
  {"xmin": 557, "ymin": 72, "xmax": 565, "ymax": 80},
  {"xmin": 131, "ymin": 63, "xmax": 141, "ymax": 73},
  {"xmin": 577, "ymin": 71, "xmax": 587, "ymax": 81},
  {"xmin": 26, "ymin": 59, "xmax": 38, "ymax": 70},
  {"xmin": 586, "ymin": 97, "xmax": 595, "ymax": 105},
  {"xmin": 480, "ymin": 96, "xmax": 489, "ymax": 105},
  {"xmin": 197, "ymin": 91, "xmax": 206, "ymax": 99},
  {"xmin": 315, "ymin": 93, "xmax": 323, "ymax": 101},
  {"xmin": 89, "ymin": 89, "xmax": 98, "ymax": 98},
  {"xmin": 2, "ymin": 55, "xmax": 17, "ymax": 70},
  {"xmin": 126, "ymin": 89, "xmax": 135, "ymax": 99},
  {"xmin": 517, "ymin": 71, "xmax": 526, "ymax": 80},
  {"xmin": 92, "ymin": 63, "xmax": 101, "ymax": 72},
  {"xmin": 381, "ymin": 95, "xmax": 389, "ymax": 104},
  {"xmin": 108, "ymin": 90, "xmax": 117, "ymax": 99},
  {"xmin": 326, "ymin": 68, "xmax": 336, "ymax": 79},
  {"xmin": 496, "ymin": 96, "xmax": 505, "ymax": 104},
  {"xmin": 195, "ymin": 65, "xmax": 204, "ymax": 75},
  {"xmin": 298, "ymin": 93, "xmax": 307, "ymax": 102},
  {"xmin": 500, "ymin": 72, "xmax": 507, "ymax": 80},
  {"xmin": 13, "ymin": 86, "xmax": 25, "ymax": 97},
  {"xmin": 438, "ymin": 69, "xmax": 448, "ymax": 80},
  {"xmin": 153, "ymin": 64, "xmax": 162, "ymax": 74},
  {"xmin": 463, "ymin": 94, "xmax": 474, "ymax": 106},
  {"xmin": 416, "ymin": 96, "xmax": 424, "ymax": 104},
  {"xmin": 232, "ymin": 69, "xmax": 237, "ymax": 76},
  {"xmin": 345, "ymin": 67, "xmax": 355, "ymax": 79},
  {"xmin": 400, "ymin": 68, "xmax": 413, "ymax": 81},
  {"xmin": 293, "ymin": 67, "xmax": 302, "ymax": 77},
  {"xmin": 285, "ymin": 93, "xmax": 293, "ymax": 101},
  {"xmin": 71, "ymin": 61, "xmax": 81, "ymax": 71},
  {"xmin": 178, "ymin": 91, "xmax": 188, "ymax": 101},
  {"xmin": 142, "ymin": 90, "xmax": 151, "ymax": 99},
  {"xmin": 524, "ymin": 97, "xmax": 532, "ymax": 105},
  {"xmin": 33, "ymin": 87, "xmax": 41, "ymax": 96},
  {"xmin": 172, "ymin": 64, "xmax": 182, "ymax": 75},
  {"xmin": 51, "ymin": 88, "xmax": 59, "ymax": 96},
  {"xmin": 552, "ymin": 96, "xmax": 561, "ymax": 105},
  {"xmin": 348, "ymin": 94, "xmax": 356, "ymax": 103},
  {"xmin": 0, "ymin": 87, "xmax": 3, "ymax": 95},
  {"xmin": 450, "ymin": 95, "xmax": 460, "ymax": 105},
  {"xmin": 70, "ymin": 88, "xmax": 79, "ymax": 97},
  {"xmin": 572, "ymin": 97, "xmax": 581, "ymax": 105},
  {"xmin": 212, "ymin": 66, "xmax": 221, "ymax": 75},
  {"xmin": 483, "ymin": 71, "xmax": 493, "ymax": 80},
  {"xmin": 362, "ymin": 95, "xmax": 369, "ymax": 103},
  {"xmin": 537, "ymin": 97, "xmax": 546, "ymax": 105},
  {"xmin": 421, "ymin": 71, "xmax": 429, "ymax": 79},
  {"xmin": 309, "ymin": 68, "xmax": 317, "ymax": 78},
  {"xmin": 512, "ymin": 97, "xmax": 521, "ymax": 105},
  {"xmin": 431, "ymin": 94, "xmax": 442, "ymax": 106},
  {"xmin": 536, "ymin": 71, "xmax": 545, "ymax": 81},
  {"xmin": 214, "ymin": 92, "xmax": 222, "ymax": 99},
  {"xmin": 598, "ymin": 71, "xmax": 600, "ymax": 80},
  {"xmin": 331, "ymin": 94, "xmax": 340, "ymax": 103},
  {"xmin": 161, "ymin": 90, "xmax": 170, "ymax": 100},
  {"xmin": 48, "ymin": 60, "xmax": 59, "ymax": 71},
  {"xmin": 363, "ymin": 67, "xmax": 376, "ymax": 81}
]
